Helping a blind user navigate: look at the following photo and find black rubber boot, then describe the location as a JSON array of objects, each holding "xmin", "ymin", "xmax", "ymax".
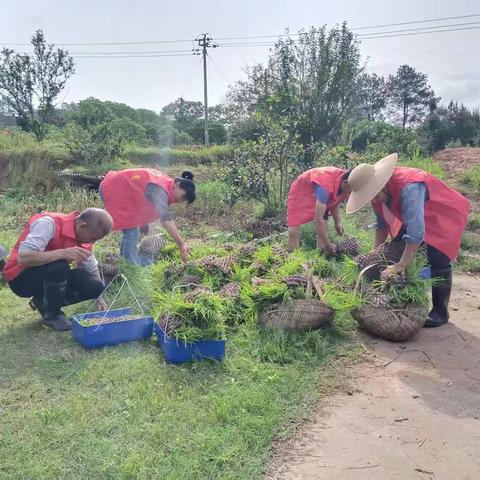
[
  {"xmin": 29, "ymin": 296, "xmax": 46, "ymax": 317},
  {"xmin": 42, "ymin": 280, "xmax": 72, "ymax": 332},
  {"xmin": 424, "ymin": 268, "xmax": 452, "ymax": 328}
]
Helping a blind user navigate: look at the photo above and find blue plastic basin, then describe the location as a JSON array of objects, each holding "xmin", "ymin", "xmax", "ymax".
[
  {"xmin": 154, "ymin": 323, "xmax": 226, "ymax": 364},
  {"xmin": 72, "ymin": 307, "xmax": 153, "ymax": 349}
]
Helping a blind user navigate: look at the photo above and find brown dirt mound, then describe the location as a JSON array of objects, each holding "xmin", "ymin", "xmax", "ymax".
[{"xmin": 433, "ymin": 147, "xmax": 480, "ymax": 173}]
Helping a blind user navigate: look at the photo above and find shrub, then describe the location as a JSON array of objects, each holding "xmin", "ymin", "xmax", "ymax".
[
  {"xmin": 220, "ymin": 121, "xmax": 304, "ymax": 215},
  {"xmin": 460, "ymin": 165, "xmax": 480, "ymax": 190},
  {"xmin": 126, "ymin": 145, "xmax": 232, "ymax": 167}
]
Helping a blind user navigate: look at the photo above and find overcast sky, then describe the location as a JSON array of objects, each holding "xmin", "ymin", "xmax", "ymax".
[{"xmin": 1, "ymin": 0, "xmax": 479, "ymax": 111}]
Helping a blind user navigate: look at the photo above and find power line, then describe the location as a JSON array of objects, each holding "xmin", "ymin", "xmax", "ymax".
[
  {"xmin": 2, "ymin": 13, "xmax": 479, "ymax": 47},
  {"xmin": 357, "ymin": 20, "xmax": 480, "ymax": 37}
]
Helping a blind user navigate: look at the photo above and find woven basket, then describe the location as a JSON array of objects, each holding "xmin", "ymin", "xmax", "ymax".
[
  {"xmin": 260, "ymin": 299, "xmax": 334, "ymax": 331},
  {"xmin": 352, "ymin": 304, "xmax": 427, "ymax": 342},
  {"xmin": 352, "ymin": 265, "xmax": 427, "ymax": 342}
]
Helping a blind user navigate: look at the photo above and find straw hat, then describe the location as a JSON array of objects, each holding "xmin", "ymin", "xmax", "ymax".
[{"xmin": 346, "ymin": 153, "xmax": 398, "ymax": 214}]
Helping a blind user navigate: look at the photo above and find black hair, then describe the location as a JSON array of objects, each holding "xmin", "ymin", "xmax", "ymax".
[{"xmin": 175, "ymin": 171, "xmax": 196, "ymax": 203}]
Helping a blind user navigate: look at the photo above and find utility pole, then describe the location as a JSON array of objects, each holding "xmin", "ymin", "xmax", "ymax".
[{"xmin": 194, "ymin": 34, "xmax": 217, "ymax": 146}]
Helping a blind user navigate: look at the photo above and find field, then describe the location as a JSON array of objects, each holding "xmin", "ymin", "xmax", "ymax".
[{"xmin": 0, "ymin": 151, "xmax": 479, "ymax": 479}]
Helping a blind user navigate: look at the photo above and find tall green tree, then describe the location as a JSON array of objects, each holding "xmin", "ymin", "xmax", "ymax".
[
  {"xmin": 387, "ymin": 65, "xmax": 438, "ymax": 129},
  {"xmin": 161, "ymin": 97, "xmax": 203, "ymax": 133},
  {"xmin": 0, "ymin": 30, "xmax": 75, "ymax": 141},
  {"xmin": 419, "ymin": 101, "xmax": 480, "ymax": 152},
  {"xmin": 358, "ymin": 73, "xmax": 388, "ymax": 121},
  {"xmin": 228, "ymin": 24, "xmax": 362, "ymax": 164}
]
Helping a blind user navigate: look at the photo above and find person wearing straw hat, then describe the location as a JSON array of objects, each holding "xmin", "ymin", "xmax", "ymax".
[
  {"xmin": 286, "ymin": 167, "xmax": 352, "ymax": 252},
  {"xmin": 346, "ymin": 153, "xmax": 471, "ymax": 328},
  {"xmin": 2, "ymin": 208, "xmax": 113, "ymax": 331}
]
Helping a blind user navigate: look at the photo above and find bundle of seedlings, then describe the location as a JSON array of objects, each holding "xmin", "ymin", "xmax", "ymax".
[
  {"xmin": 138, "ymin": 234, "xmax": 168, "ymax": 258},
  {"xmin": 351, "ymin": 256, "xmax": 430, "ymax": 342},
  {"xmin": 99, "ymin": 255, "xmax": 119, "ymax": 280},
  {"xmin": 257, "ymin": 272, "xmax": 334, "ymax": 331},
  {"xmin": 354, "ymin": 240, "xmax": 406, "ymax": 280},
  {"xmin": 154, "ymin": 290, "xmax": 228, "ymax": 343},
  {"xmin": 247, "ymin": 218, "xmax": 287, "ymax": 239},
  {"xmin": 335, "ymin": 236, "xmax": 360, "ymax": 257}
]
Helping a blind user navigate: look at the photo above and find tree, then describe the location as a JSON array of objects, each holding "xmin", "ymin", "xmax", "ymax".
[
  {"xmin": 161, "ymin": 97, "xmax": 203, "ymax": 133},
  {"xmin": 387, "ymin": 65, "xmax": 438, "ymax": 130},
  {"xmin": 357, "ymin": 73, "xmax": 388, "ymax": 121},
  {"xmin": 0, "ymin": 30, "xmax": 74, "ymax": 141},
  {"xmin": 227, "ymin": 24, "xmax": 362, "ymax": 164},
  {"xmin": 220, "ymin": 116, "xmax": 304, "ymax": 215},
  {"xmin": 418, "ymin": 101, "xmax": 480, "ymax": 153}
]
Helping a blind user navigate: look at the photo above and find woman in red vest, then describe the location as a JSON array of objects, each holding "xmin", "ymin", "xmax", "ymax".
[
  {"xmin": 346, "ymin": 153, "xmax": 471, "ymax": 328},
  {"xmin": 3, "ymin": 208, "xmax": 113, "ymax": 331},
  {"xmin": 100, "ymin": 168, "xmax": 195, "ymax": 265},
  {"xmin": 287, "ymin": 167, "xmax": 352, "ymax": 252}
]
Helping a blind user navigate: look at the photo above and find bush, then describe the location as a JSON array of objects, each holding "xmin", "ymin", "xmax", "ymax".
[
  {"xmin": 460, "ymin": 165, "xmax": 480, "ymax": 190},
  {"xmin": 220, "ymin": 121, "xmax": 304, "ymax": 215},
  {"xmin": 126, "ymin": 145, "xmax": 232, "ymax": 166}
]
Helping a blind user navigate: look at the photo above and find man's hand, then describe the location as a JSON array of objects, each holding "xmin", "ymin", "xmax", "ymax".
[
  {"xmin": 324, "ymin": 242, "xmax": 337, "ymax": 256},
  {"xmin": 179, "ymin": 243, "xmax": 190, "ymax": 263},
  {"xmin": 139, "ymin": 224, "xmax": 150, "ymax": 236},
  {"xmin": 383, "ymin": 262, "xmax": 406, "ymax": 275},
  {"xmin": 62, "ymin": 247, "xmax": 91, "ymax": 264},
  {"xmin": 95, "ymin": 297, "xmax": 108, "ymax": 311},
  {"xmin": 335, "ymin": 222, "xmax": 344, "ymax": 236}
]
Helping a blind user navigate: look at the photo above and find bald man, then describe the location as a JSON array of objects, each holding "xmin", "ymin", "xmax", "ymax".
[{"xmin": 2, "ymin": 208, "xmax": 113, "ymax": 331}]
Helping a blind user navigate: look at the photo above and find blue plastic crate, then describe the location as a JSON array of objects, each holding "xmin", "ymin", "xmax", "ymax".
[
  {"xmin": 72, "ymin": 307, "xmax": 153, "ymax": 349},
  {"xmin": 154, "ymin": 323, "xmax": 226, "ymax": 364}
]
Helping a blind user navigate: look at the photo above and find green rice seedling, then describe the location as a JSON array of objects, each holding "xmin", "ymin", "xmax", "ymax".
[
  {"xmin": 230, "ymin": 263, "xmax": 254, "ymax": 285},
  {"xmin": 338, "ymin": 256, "xmax": 360, "ymax": 288},
  {"xmin": 155, "ymin": 242, "xmax": 180, "ymax": 261},
  {"xmin": 189, "ymin": 243, "xmax": 228, "ymax": 260},
  {"xmin": 369, "ymin": 255, "xmax": 432, "ymax": 307},
  {"xmin": 322, "ymin": 283, "xmax": 363, "ymax": 311},
  {"xmin": 276, "ymin": 250, "xmax": 309, "ymax": 278},
  {"xmin": 154, "ymin": 290, "xmax": 227, "ymax": 342},
  {"xmin": 311, "ymin": 253, "xmax": 340, "ymax": 278},
  {"xmin": 252, "ymin": 244, "xmax": 275, "ymax": 270}
]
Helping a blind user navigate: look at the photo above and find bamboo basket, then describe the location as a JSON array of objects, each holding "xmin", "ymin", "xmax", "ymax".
[
  {"xmin": 352, "ymin": 265, "xmax": 427, "ymax": 342},
  {"xmin": 259, "ymin": 273, "xmax": 334, "ymax": 331}
]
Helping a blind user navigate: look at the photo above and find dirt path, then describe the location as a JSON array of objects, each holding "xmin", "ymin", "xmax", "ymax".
[{"xmin": 268, "ymin": 274, "xmax": 480, "ymax": 480}]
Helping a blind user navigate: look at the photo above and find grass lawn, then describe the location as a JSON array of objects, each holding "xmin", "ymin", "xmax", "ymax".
[{"xmin": 0, "ymin": 282, "xmax": 357, "ymax": 479}]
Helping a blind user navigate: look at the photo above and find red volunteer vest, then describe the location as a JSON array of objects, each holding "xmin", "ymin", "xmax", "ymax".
[
  {"xmin": 101, "ymin": 168, "xmax": 175, "ymax": 230},
  {"xmin": 3, "ymin": 212, "xmax": 93, "ymax": 282},
  {"xmin": 373, "ymin": 167, "xmax": 471, "ymax": 260},
  {"xmin": 287, "ymin": 167, "xmax": 348, "ymax": 227}
]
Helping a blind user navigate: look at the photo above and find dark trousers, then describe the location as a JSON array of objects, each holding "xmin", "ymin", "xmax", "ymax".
[{"xmin": 9, "ymin": 260, "xmax": 104, "ymax": 304}]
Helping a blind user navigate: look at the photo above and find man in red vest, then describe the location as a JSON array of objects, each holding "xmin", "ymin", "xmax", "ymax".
[
  {"xmin": 99, "ymin": 168, "xmax": 195, "ymax": 265},
  {"xmin": 2, "ymin": 208, "xmax": 113, "ymax": 331},
  {"xmin": 287, "ymin": 167, "xmax": 352, "ymax": 252},
  {"xmin": 346, "ymin": 153, "xmax": 471, "ymax": 328}
]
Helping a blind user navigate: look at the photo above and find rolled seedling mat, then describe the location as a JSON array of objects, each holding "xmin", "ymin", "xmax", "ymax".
[{"xmin": 355, "ymin": 241, "xmax": 406, "ymax": 281}]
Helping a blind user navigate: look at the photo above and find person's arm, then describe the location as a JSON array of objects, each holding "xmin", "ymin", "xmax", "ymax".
[
  {"xmin": 161, "ymin": 220, "xmax": 189, "ymax": 261},
  {"xmin": 78, "ymin": 255, "xmax": 108, "ymax": 310},
  {"xmin": 330, "ymin": 203, "xmax": 344, "ymax": 236},
  {"xmin": 312, "ymin": 185, "xmax": 335, "ymax": 254},
  {"xmin": 17, "ymin": 217, "xmax": 91, "ymax": 267},
  {"xmin": 371, "ymin": 206, "xmax": 389, "ymax": 249},
  {"xmin": 314, "ymin": 201, "xmax": 336, "ymax": 255},
  {"xmin": 385, "ymin": 183, "xmax": 426, "ymax": 274},
  {"xmin": 145, "ymin": 184, "xmax": 189, "ymax": 261}
]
